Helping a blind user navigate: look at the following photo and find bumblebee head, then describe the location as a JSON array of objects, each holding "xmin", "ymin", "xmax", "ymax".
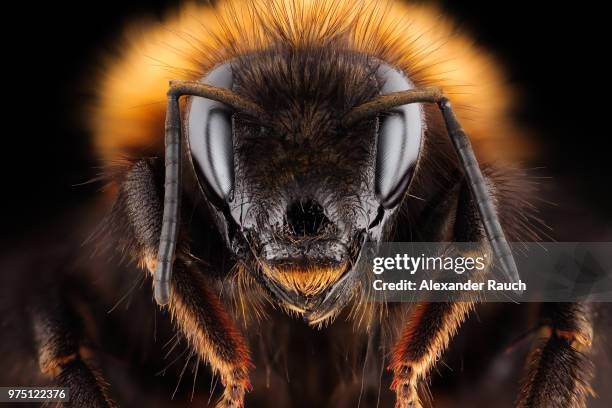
[{"xmin": 179, "ymin": 47, "xmax": 426, "ymax": 320}]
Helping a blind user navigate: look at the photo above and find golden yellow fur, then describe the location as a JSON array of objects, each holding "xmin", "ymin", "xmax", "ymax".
[
  {"xmin": 90, "ymin": 0, "xmax": 523, "ymax": 165},
  {"xmin": 261, "ymin": 263, "xmax": 348, "ymax": 298}
]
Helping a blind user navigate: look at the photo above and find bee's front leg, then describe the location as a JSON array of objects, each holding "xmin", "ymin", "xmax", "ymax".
[
  {"xmin": 110, "ymin": 158, "xmax": 253, "ymax": 407},
  {"xmin": 169, "ymin": 259, "xmax": 253, "ymax": 407},
  {"xmin": 389, "ymin": 301, "xmax": 474, "ymax": 408},
  {"xmin": 389, "ymin": 177, "xmax": 484, "ymax": 407}
]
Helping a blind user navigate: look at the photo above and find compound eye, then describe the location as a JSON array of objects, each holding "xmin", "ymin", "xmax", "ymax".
[
  {"xmin": 374, "ymin": 64, "xmax": 424, "ymax": 209},
  {"xmin": 187, "ymin": 63, "xmax": 235, "ymax": 205}
]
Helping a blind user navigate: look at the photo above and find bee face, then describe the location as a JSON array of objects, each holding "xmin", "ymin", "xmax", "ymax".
[
  {"xmin": 186, "ymin": 46, "xmax": 425, "ymax": 313},
  {"xmin": 78, "ymin": 3, "xmax": 551, "ymax": 405}
]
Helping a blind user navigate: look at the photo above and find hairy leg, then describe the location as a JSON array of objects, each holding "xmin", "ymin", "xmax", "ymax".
[
  {"xmin": 389, "ymin": 178, "xmax": 483, "ymax": 408},
  {"xmin": 389, "ymin": 301, "xmax": 474, "ymax": 408},
  {"xmin": 516, "ymin": 302, "xmax": 594, "ymax": 408},
  {"xmin": 30, "ymin": 290, "xmax": 114, "ymax": 408},
  {"xmin": 170, "ymin": 260, "xmax": 252, "ymax": 407},
  {"xmin": 111, "ymin": 159, "xmax": 252, "ymax": 407}
]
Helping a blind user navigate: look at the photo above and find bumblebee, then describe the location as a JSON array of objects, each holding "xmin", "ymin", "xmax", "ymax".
[{"xmin": 0, "ymin": 1, "xmax": 596, "ymax": 407}]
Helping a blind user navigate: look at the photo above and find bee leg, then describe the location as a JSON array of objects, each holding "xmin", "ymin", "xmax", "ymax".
[
  {"xmin": 31, "ymin": 290, "xmax": 115, "ymax": 408},
  {"xmin": 516, "ymin": 302, "xmax": 594, "ymax": 408},
  {"xmin": 389, "ymin": 301, "xmax": 474, "ymax": 408},
  {"xmin": 110, "ymin": 158, "xmax": 165, "ymax": 272},
  {"xmin": 390, "ymin": 178, "xmax": 483, "ymax": 408},
  {"xmin": 112, "ymin": 159, "xmax": 252, "ymax": 407},
  {"xmin": 169, "ymin": 260, "xmax": 252, "ymax": 408}
]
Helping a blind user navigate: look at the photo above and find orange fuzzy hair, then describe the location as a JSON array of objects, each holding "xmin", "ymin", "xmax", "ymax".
[
  {"xmin": 90, "ymin": 0, "xmax": 524, "ymax": 168},
  {"xmin": 261, "ymin": 263, "xmax": 348, "ymax": 299}
]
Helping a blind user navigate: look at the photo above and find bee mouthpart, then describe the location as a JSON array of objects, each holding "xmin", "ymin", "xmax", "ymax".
[
  {"xmin": 261, "ymin": 261, "xmax": 349, "ymax": 297},
  {"xmin": 255, "ymin": 232, "xmax": 368, "ymax": 321}
]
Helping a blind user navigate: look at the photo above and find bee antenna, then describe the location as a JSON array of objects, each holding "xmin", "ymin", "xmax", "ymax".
[
  {"xmin": 342, "ymin": 87, "xmax": 443, "ymax": 127},
  {"xmin": 437, "ymin": 97, "xmax": 521, "ymax": 289},
  {"xmin": 154, "ymin": 92, "xmax": 182, "ymax": 305}
]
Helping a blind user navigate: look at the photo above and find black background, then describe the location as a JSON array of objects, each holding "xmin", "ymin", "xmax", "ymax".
[{"xmin": 3, "ymin": 0, "xmax": 610, "ymax": 241}]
